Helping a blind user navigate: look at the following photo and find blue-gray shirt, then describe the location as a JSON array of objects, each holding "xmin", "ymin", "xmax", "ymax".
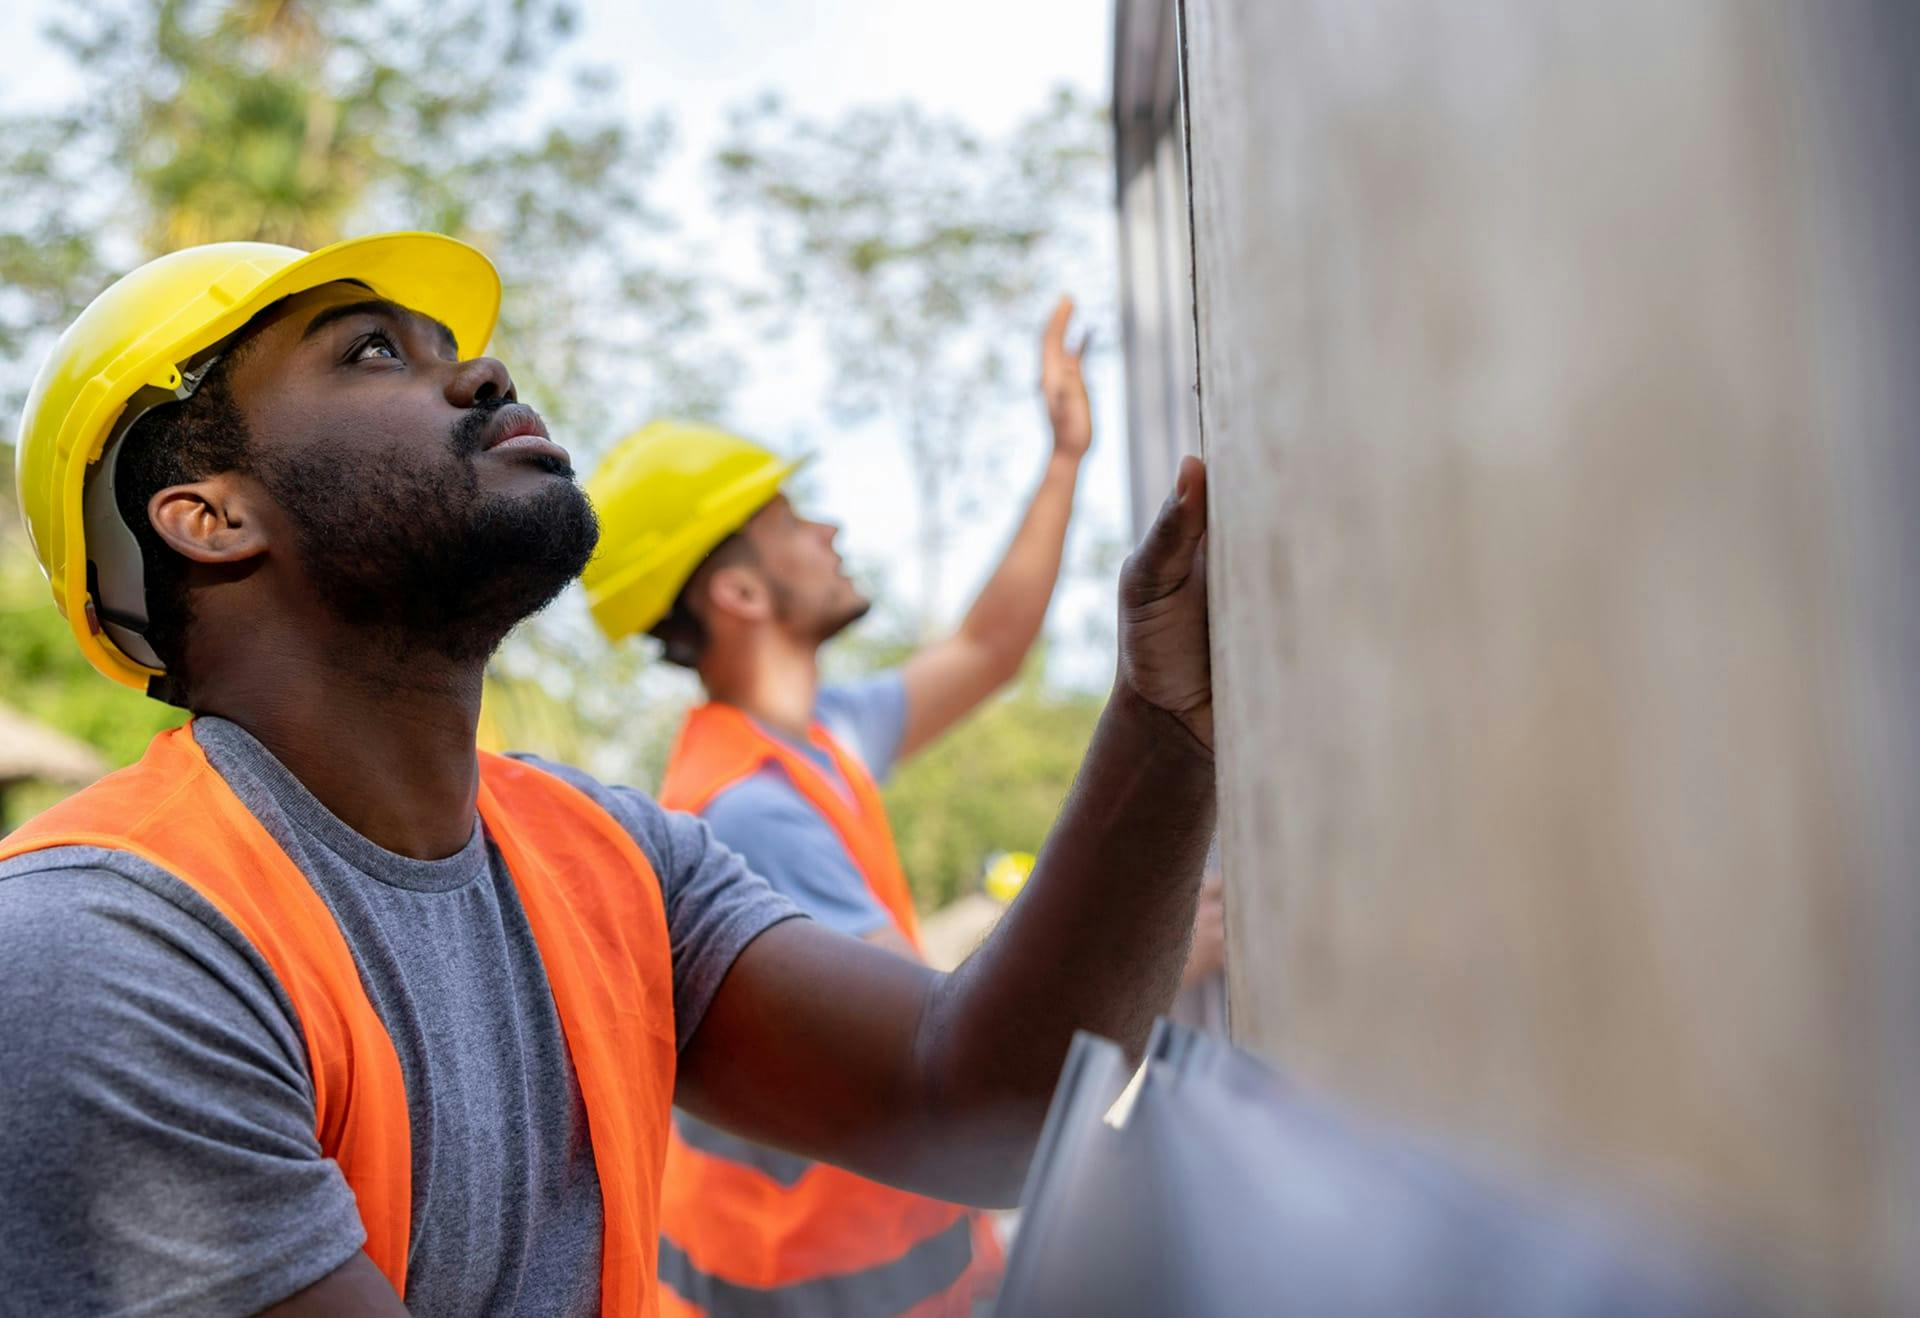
[
  {"xmin": 0, "ymin": 717, "xmax": 801, "ymax": 1316},
  {"xmin": 698, "ymin": 674, "xmax": 910, "ymax": 938}
]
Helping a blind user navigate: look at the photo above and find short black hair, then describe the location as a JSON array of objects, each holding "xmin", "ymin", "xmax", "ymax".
[
  {"xmin": 111, "ymin": 348, "xmax": 252, "ymax": 701},
  {"xmin": 649, "ymin": 532, "xmax": 757, "ymax": 668}
]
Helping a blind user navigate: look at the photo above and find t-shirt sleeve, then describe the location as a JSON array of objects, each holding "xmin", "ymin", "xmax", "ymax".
[
  {"xmin": 701, "ymin": 770, "xmax": 895, "ymax": 939},
  {"xmin": 0, "ymin": 850, "xmax": 367, "ymax": 1316},
  {"xmin": 815, "ymin": 670, "xmax": 910, "ymax": 783},
  {"xmin": 507, "ymin": 757, "xmax": 806, "ymax": 1052}
]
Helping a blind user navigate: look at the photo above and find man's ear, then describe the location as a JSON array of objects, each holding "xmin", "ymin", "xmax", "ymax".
[
  {"xmin": 705, "ymin": 562, "xmax": 773, "ymax": 624},
  {"xmin": 147, "ymin": 473, "xmax": 270, "ymax": 565}
]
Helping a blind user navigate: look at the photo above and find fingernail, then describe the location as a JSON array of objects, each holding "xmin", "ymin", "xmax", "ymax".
[{"xmin": 1175, "ymin": 466, "xmax": 1192, "ymax": 504}]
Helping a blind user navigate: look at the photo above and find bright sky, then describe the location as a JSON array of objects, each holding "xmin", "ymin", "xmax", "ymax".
[{"xmin": 0, "ymin": 0, "xmax": 1128, "ymax": 682}]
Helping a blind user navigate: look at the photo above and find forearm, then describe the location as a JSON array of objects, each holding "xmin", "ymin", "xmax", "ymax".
[
  {"xmin": 685, "ymin": 687, "xmax": 1215, "ymax": 1206},
  {"xmin": 913, "ymin": 682, "xmax": 1217, "ymax": 1202},
  {"xmin": 955, "ymin": 451, "xmax": 1081, "ymax": 664},
  {"xmin": 679, "ymin": 456, "xmax": 1214, "ymax": 1207}
]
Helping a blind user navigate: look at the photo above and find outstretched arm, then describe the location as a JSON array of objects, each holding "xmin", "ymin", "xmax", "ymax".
[
  {"xmin": 678, "ymin": 458, "xmax": 1214, "ymax": 1207},
  {"xmin": 896, "ymin": 296, "xmax": 1094, "ymax": 759}
]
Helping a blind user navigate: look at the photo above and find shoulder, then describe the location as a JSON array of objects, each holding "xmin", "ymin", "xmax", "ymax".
[
  {"xmin": 699, "ymin": 768, "xmax": 893, "ymax": 939},
  {"xmin": 702, "ymin": 764, "xmax": 829, "ymax": 837},
  {"xmin": 501, "ymin": 755, "xmax": 806, "ymax": 1050},
  {"xmin": 0, "ymin": 848, "xmax": 363, "ymax": 1312},
  {"xmin": 816, "ymin": 669, "xmax": 908, "ymax": 730},
  {"xmin": 816, "ymin": 670, "xmax": 909, "ymax": 778},
  {"xmin": 1, "ymin": 845, "xmax": 288, "ymax": 999},
  {"xmin": 502, "ymin": 753, "xmax": 709, "ymax": 886},
  {"xmin": 0, "ymin": 845, "xmax": 307, "ymax": 1073}
]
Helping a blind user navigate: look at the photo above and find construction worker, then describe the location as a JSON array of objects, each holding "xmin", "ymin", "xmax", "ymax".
[
  {"xmin": 0, "ymin": 235, "xmax": 1216, "ymax": 1317},
  {"xmin": 580, "ymin": 302, "xmax": 1093, "ymax": 1315}
]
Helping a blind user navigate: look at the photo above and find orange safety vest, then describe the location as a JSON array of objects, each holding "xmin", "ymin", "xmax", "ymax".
[
  {"xmin": 655, "ymin": 702, "xmax": 1004, "ymax": 1318},
  {"xmin": 0, "ymin": 724, "xmax": 677, "ymax": 1315}
]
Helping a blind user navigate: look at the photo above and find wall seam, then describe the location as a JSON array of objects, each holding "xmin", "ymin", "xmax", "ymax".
[{"xmin": 1174, "ymin": 0, "xmax": 1207, "ymax": 454}]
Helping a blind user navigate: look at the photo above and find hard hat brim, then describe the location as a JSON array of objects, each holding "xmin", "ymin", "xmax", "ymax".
[{"xmin": 57, "ymin": 232, "xmax": 501, "ymax": 692}]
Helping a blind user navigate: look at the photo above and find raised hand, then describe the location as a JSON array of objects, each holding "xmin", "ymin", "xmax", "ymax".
[
  {"xmin": 1041, "ymin": 295, "xmax": 1092, "ymax": 462},
  {"xmin": 1117, "ymin": 455, "xmax": 1211, "ymax": 751}
]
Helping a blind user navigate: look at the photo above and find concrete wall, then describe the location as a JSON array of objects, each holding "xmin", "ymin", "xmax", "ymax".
[{"xmin": 1179, "ymin": 1, "xmax": 1920, "ymax": 1308}]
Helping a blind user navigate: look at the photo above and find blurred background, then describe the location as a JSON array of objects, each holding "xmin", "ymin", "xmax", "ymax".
[
  {"xmin": 8, "ymin": 4, "xmax": 1920, "ymax": 1311},
  {"xmin": 0, "ymin": 0, "xmax": 1123, "ymax": 914}
]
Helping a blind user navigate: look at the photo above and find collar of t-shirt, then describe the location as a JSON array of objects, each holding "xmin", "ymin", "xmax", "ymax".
[{"xmin": 744, "ymin": 714, "xmax": 858, "ymax": 807}]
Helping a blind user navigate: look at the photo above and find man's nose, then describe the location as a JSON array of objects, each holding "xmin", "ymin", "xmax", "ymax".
[{"xmin": 447, "ymin": 356, "xmax": 517, "ymax": 408}]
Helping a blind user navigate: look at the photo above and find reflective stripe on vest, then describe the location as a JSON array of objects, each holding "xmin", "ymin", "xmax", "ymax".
[
  {"xmin": 656, "ymin": 702, "xmax": 1003, "ymax": 1316},
  {"xmin": 658, "ymin": 1216, "xmax": 978, "ymax": 1318},
  {"xmin": 0, "ymin": 724, "xmax": 677, "ymax": 1315}
]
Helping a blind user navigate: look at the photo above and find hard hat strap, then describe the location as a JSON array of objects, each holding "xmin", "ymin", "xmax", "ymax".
[{"xmin": 81, "ymin": 339, "xmax": 234, "ymax": 673}]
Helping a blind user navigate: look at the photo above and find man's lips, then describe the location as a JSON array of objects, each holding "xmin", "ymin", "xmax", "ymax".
[{"xmin": 479, "ymin": 404, "xmax": 571, "ymax": 468}]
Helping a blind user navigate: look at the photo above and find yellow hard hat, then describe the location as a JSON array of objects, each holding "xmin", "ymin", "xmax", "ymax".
[
  {"xmin": 581, "ymin": 418, "xmax": 804, "ymax": 641},
  {"xmin": 13, "ymin": 232, "xmax": 500, "ymax": 694}
]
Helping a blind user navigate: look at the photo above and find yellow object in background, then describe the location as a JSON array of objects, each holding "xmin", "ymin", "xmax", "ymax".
[
  {"xmin": 984, "ymin": 850, "xmax": 1037, "ymax": 904},
  {"xmin": 475, "ymin": 677, "xmax": 511, "ymax": 756},
  {"xmin": 580, "ymin": 419, "xmax": 804, "ymax": 642},
  {"xmin": 13, "ymin": 233, "xmax": 500, "ymax": 692},
  {"xmin": 475, "ymin": 669, "xmax": 610, "ymax": 768}
]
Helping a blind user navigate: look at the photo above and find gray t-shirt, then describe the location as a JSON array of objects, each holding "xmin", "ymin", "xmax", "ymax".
[
  {"xmin": 0, "ymin": 717, "xmax": 801, "ymax": 1317},
  {"xmin": 699, "ymin": 674, "xmax": 910, "ymax": 938}
]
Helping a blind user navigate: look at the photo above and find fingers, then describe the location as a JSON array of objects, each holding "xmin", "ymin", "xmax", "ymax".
[
  {"xmin": 1045, "ymin": 294, "xmax": 1074, "ymax": 342},
  {"xmin": 1122, "ymin": 456, "xmax": 1209, "ymax": 602},
  {"xmin": 1042, "ymin": 294, "xmax": 1074, "ymax": 368}
]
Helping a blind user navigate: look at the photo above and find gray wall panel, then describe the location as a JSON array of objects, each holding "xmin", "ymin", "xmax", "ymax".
[{"xmin": 1173, "ymin": 1, "xmax": 1920, "ymax": 1307}]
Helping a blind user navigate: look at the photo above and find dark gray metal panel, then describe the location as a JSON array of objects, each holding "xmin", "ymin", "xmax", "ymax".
[
  {"xmin": 1113, "ymin": 1, "xmax": 1201, "ymax": 536},
  {"xmin": 1787, "ymin": 4, "xmax": 1920, "ymax": 1304},
  {"xmin": 998, "ymin": 1023, "xmax": 1743, "ymax": 1317}
]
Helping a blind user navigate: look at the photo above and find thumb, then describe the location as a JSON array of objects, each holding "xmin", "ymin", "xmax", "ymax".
[{"xmin": 1123, "ymin": 456, "xmax": 1208, "ymax": 604}]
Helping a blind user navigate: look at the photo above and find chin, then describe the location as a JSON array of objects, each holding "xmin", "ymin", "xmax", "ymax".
[
  {"xmin": 455, "ymin": 483, "xmax": 602, "ymax": 631},
  {"xmin": 819, "ymin": 596, "xmax": 872, "ymax": 644}
]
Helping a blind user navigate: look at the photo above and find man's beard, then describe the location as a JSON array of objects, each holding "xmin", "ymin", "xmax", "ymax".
[
  {"xmin": 261, "ymin": 419, "xmax": 600, "ymax": 665},
  {"xmin": 770, "ymin": 576, "xmax": 871, "ymax": 648},
  {"xmin": 814, "ymin": 596, "xmax": 871, "ymax": 645}
]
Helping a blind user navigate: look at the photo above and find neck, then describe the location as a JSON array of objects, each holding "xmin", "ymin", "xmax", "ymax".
[
  {"xmin": 698, "ymin": 629, "xmax": 820, "ymax": 740},
  {"xmin": 189, "ymin": 624, "xmax": 487, "ymax": 860}
]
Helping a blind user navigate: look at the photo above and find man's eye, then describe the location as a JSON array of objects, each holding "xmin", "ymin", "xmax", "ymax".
[{"xmin": 349, "ymin": 332, "xmax": 400, "ymax": 362}]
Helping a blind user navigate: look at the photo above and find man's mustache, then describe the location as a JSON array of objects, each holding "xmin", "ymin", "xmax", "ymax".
[{"xmin": 450, "ymin": 401, "xmax": 504, "ymax": 458}]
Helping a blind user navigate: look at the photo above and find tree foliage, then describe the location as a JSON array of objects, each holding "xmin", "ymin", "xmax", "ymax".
[
  {"xmin": 0, "ymin": 0, "xmax": 733, "ymax": 432},
  {"xmin": 712, "ymin": 87, "xmax": 1111, "ymax": 627},
  {"xmin": 0, "ymin": 0, "xmax": 730, "ymax": 782},
  {"xmin": 0, "ymin": 517, "xmax": 183, "ymax": 766},
  {"xmin": 883, "ymin": 658, "xmax": 1104, "ymax": 910}
]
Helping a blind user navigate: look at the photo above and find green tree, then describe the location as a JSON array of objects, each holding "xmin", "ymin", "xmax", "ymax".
[
  {"xmin": 2, "ymin": 0, "xmax": 734, "ymax": 429},
  {"xmin": 712, "ymin": 87, "xmax": 1111, "ymax": 629},
  {"xmin": 882, "ymin": 658, "xmax": 1105, "ymax": 910},
  {"xmin": 0, "ymin": 515, "xmax": 183, "ymax": 765},
  {"xmin": 0, "ymin": 0, "xmax": 730, "ymax": 778}
]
